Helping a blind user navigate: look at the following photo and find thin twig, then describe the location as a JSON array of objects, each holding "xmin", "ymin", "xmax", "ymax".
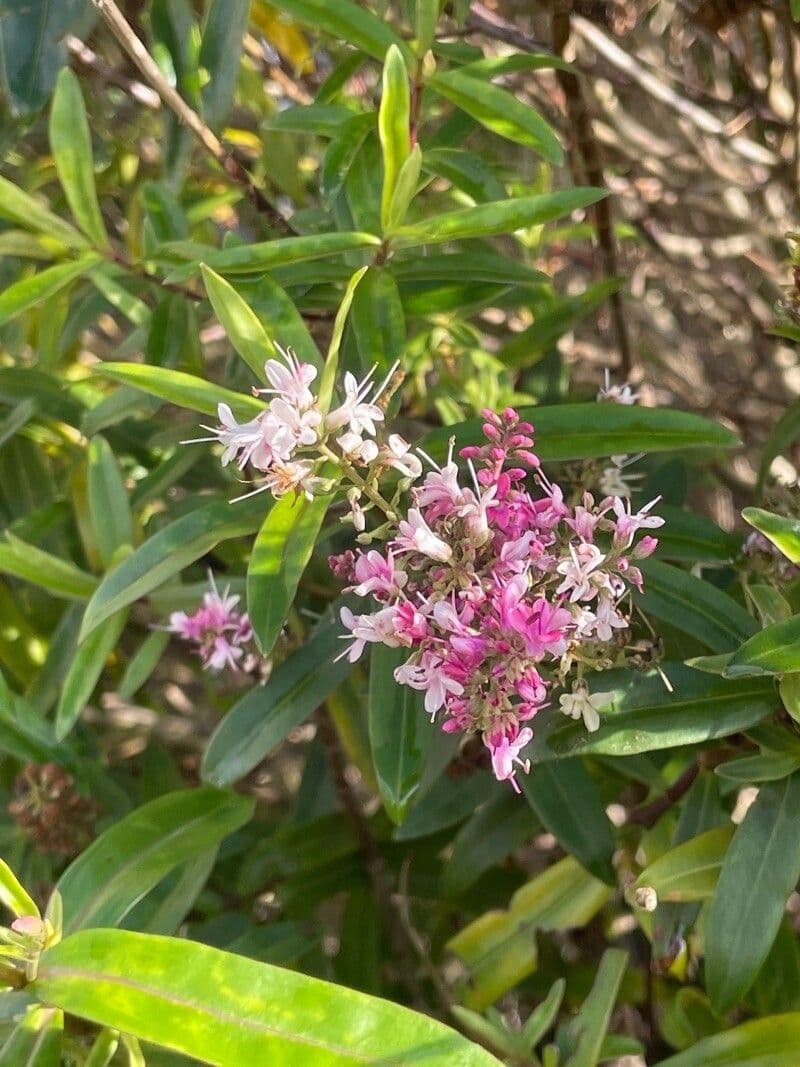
[
  {"xmin": 314, "ymin": 706, "xmax": 428, "ymax": 1011},
  {"xmin": 89, "ymin": 0, "xmax": 293, "ymax": 234},
  {"xmin": 552, "ymin": 1, "xmax": 633, "ymax": 376}
]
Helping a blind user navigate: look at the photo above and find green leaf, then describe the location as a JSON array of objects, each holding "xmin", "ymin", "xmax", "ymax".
[
  {"xmin": 35, "ymin": 929, "xmax": 501, "ymax": 1066},
  {"xmin": 49, "ymin": 69, "xmax": 108, "ymax": 247},
  {"xmin": 79, "ymin": 498, "xmax": 265, "ymax": 640},
  {"xmin": 202, "ymin": 603, "xmax": 355, "ymax": 785},
  {"xmin": 199, "ymin": 0, "xmax": 249, "ymax": 129},
  {"xmin": 0, "ymin": 176, "xmax": 87, "ymax": 248},
  {"xmin": 268, "ymin": 0, "xmax": 413, "ymax": 63},
  {"xmin": 393, "ymin": 188, "xmax": 605, "ymax": 246},
  {"xmin": 56, "ymin": 787, "xmax": 254, "ymax": 934},
  {"xmin": 715, "ymin": 752, "xmax": 800, "ymax": 784},
  {"xmin": 235, "ymin": 276, "xmax": 322, "ymax": 372},
  {"xmin": 87, "ymin": 436, "xmax": 134, "ymax": 567},
  {"xmin": 498, "ymin": 279, "xmax": 624, "ymax": 368},
  {"xmin": 527, "ymin": 666, "xmax": 777, "ymax": 761},
  {"xmin": 563, "ymin": 948, "xmax": 627, "ymax": 1067},
  {"xmin": 659, "ymin": 1014, "xmax": 800, "ymax": 1066},
  {"xmin": 635, "ymin": 560, "xmax": 757, "ymax": 653},
  {"xmin": 247, "ymin": 491, "xmax": 331, "ymax": 655},
  {"xmin": 725, "ymin": 615, "xmax": 800, "ymax": 677},
  {"xmin": 458, "ymin": 55, "xmax": 577, "ymax": 78},
  {"xmin": 318, "ymin": 266, "xmax": 368, "ymax": 412},
  {"xmin": 392, "ymin": 252, "xmax": 546, "ymax": 286},
  {"xmin": 201, "ymin": 266, "xmax": 271, "ymax": 382},
  {"xmin": 423, "ymin": 147, "xmax": 506, "ymax": 203},
  {"xmin": 0, "ymin": 859, "xmax": 39, "ymax": 919},
  {"xmin": 522, "ymin": 760, "xmax": 616, "ymax": 885},
  {"xmin": 0, "ymin": 0, "xmax": 92, "ymax": 113},
  {"xmin": 521, "ymin": 978, "xmax": 566, "ymax": 1048},
  {"xmin": 369, "ymin": 645, "xmax": 428, "ymax": 824},
  {"xmin": 386, "ymin": 143, "xmax": 423, "ymax": 231},
  {"xmin": 655, "ymin": 506, "xmax": 739, "ymax": 564},
  {"xmin": 164, "ymin": 232, "xmax": 380, "ymax": 275},
  {"xmin": 0, "ymin": 535, "xmax": 97, "ymax": 601},
  {"xmin": 706, "ymin": 775, "xmax": 800, "ymax": 1014},
  {"xmin": 415, "ymin": 0, "xmax": 439, "ymax": 53},
  {"xmin": 117, "ymin": 631, "xmax": 170, "ymax": 701},
  {"xmin": 350, "ymin": 267, "xmax": 406, "ymax": 375},
  {"xmin": 379, "ymin": 45, "xmax": 411, "ymax": 231},
  {"xmin": 84, "ymin": 1030, "xmax": 119, "ymax": 1067},
  {"xmin": 55, "ymin": 607, "xmax": 127, "ymax": 741},
  {"xmin": 743, "ymin": 507, "xmax": 800, "ymax": 564},
  {"xmin": 421, "ymin": 403, "xmax": 740, "ymax": 464},
  {"xmin": 747, "ymin": 583, "xmax": 792, "ymax": 626},
  {"xmin": 757, "ymin": 396, "xmax": 800, "ymax": 488},
  {"xmin": 447, "ymin": 857, "xmax": 611, "ymax": 1010},
  {"xmin": 95, "ymin": 363, "xmax": 264, "ymax": 420},
  {"xmin": 0, "ymin": 1006, "xmax": 62, "ymax": 1067},
  {"xmin": 441, "ymin": 792, "xmax": 538, "ymax": 896},
  {"xmin": 430, "ymin": 70, "xmax": 562, "ymax": 163},
  {"xmin": 0, "ymin": 256, "xmax": 99, "ymax": 327},
  {"xmin": 631, "ymin": 826, "xmax": 733, "ymax": 904}
]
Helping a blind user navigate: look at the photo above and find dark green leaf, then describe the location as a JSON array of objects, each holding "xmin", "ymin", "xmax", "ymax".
[
  {"xmin": 202, "ymin": 603, "xmax": 355, "ymax": 785},
  {"xmin": 55, "ymin": 607, "xmax": 127, "ymax": 740},
  {"xmin": 659, "ymin": 1014, "xmax": 800, "ymax": 1066},
  {"xmin": 528, "ymin": 666, "xmax": 777, "ymax": 761},
  {"xmin": 247, "ymin": 491, "xmax": 331, "ymax": 655},
  {"xmin": 0, "ymin": 1006, "xmax": 62, "ymax": 1067},
  {"xmin": 522, "ymin": 759, "xmax": 616, "ymax": 884},
  {"xmin": 199, "ymin": 0, "xmax": 249, "ymax": 129},
  {"xmin": 87, "ymin": 436, "xmax": 134, "ymax": 567},
  {"xmin": 369, "ymin": 645, "xmax": 427, "ymax": 824},
  {"xmin": 706, "ymin": 775, "xmax": 800, "ymax": 1014},
  {"xmin": 268, "ymin": 0, "xmax": 412, "ymax": 62},
  {"xmin": 350, "ymin": 267, "xmax": 405, "ymax": 374}
]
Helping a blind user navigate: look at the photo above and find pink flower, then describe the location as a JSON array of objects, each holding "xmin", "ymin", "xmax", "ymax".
[
  {"xmin": 165, "ymin": 573, "xmax": 254, "ymax": 673},
  {"xmin": 394, "ymin": 653, "xmax": 464, "ymax": 717},
  {"xmin": 260, "ymin": 344, "xmax": 318, "ymax": 409},
  {"xmin": 352, "ymin": 550, "xmax": 406, "ymax": 598},
  {"xmin": 416, "ymin": 463, "xmax": 468, "ymax": 520},
  {"xmin": 612, "ymin": 496, "xmax": 664, "ymax": 549},
  {"xmin": 555, "ymin": 542, "xmax": 607, "ymax": 601},
  {"xmin": 486, "ymin": 727, "xmax": 533, "ymax": 793},
  {"xmin": 395, "ymin": 509, "xmax": 452, "ymax": 562}
]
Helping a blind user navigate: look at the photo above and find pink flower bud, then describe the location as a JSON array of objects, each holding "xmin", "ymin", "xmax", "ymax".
[{"xmin": 633, "ymin": 535, "xmax": 659, "ymax": 559}]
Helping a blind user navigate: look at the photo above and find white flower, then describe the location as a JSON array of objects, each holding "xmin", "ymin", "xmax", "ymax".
[
  {"xmin": 379, "ymin": 434, "xmax": 422, "ymax": 479},
  {"xmin": 597, "ymin": 371, "xmax": 639, "ymax": 406},
  {"xmin": 204, "ymin": 403, "xmax": 268, "ymax": 470},
  {"xmin": 263, "ymin": 459, "xmax": 324, "ymax": 500},
  {"xmin": 559, "ymin": 685, "xmax": 613, "ymax": 732},
  {"xmin": 325, "ymin": 369, "xmax": 385, "ymax": 437},
  {"xmin": 611, "ymin": 496, "xmax": 664, "ymax": 549},
  {"xmin": 395, "ymin": 508, "xmax": 452, "ymax": 562},
  {"xmin": 261, "ymin": 344, "xmax": 318, "ymax": 409},
  {"xmin": 555, "ymin": 542, "xmax": 607, "ymax": 601},
  {"xmin": 337, "ymin": 431, "xmax": 379, "ymax": 466},
  {"xmin": 337, "ymin": 606, "xmax": 401, "ymax": 662}
]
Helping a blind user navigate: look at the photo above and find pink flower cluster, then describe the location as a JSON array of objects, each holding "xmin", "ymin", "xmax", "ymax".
[
  {"xmin": 166, "ymin": 573, "xmax": 253, "ymax": 672},
  {"xmin": 332, "ymin": 409, "xmax": 663, "ymax": 791}
]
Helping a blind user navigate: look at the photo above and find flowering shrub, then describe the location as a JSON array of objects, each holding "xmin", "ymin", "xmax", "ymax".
[{"xmin": 1, "ymin": 2, "xmax": 800, "ymax": 1066}]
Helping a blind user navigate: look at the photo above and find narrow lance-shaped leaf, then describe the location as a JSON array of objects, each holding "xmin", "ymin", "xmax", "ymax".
[
  {"xmin": 369, "ymin": 645, "xmax": 427, "ymax": 824},
  {"xmin": 199, "ymin": 0, "xmax": 249, "ymax": 129},
  {"xmin": 96, "ymin": 363, "xmax": 264, "ymax": 420},
  {"xmin": 393, "ymin": 188, "xmax": 605, "ymax": 246},
  {"xmin": 247, "ymin": 491, "xmax": 332, "ymax": 655},
  {"xmin": 379, "ymin": 44, "xmax": 411, "ymax": 231},
  {"xmin": 706, "ymin": 774, "xmax": 800, "ymax": 1014},
  {"xmin": 522, "ymin": 759, "xmax": 616, "ymax": 885},
  {"xmin": 162, "ymin": 231, "xmax": 381, "ymax": 276},
  {"xmin": 49, "ymin": 69, "xmax": 108, "ymax": 247},
  {"xmin": 87, "ymin": 436, "xmax": 134, "ymax": 567},
  {"xmin": 724, "ymin": 615, "xmax": 800, "ymax": 678},
  {"xmin": 202, "ymin": 602, "xmax": 356, "ymax": 786},
  {"xmin": 200, "ymin": 265, "xmax": 271, "ymax": 382},
  {"xmin": 0, "ymin": 859, "xmax": 39, "ymax": 919},
  {"xmin": 563, "ymin": 948, "xmax": 628, "ymax": 1067},
  {"xmin": 0, "ymin": 1006, "xmax": 62, "ymax": 1067},
  {"xmin": 56, "ymin": 786, "xmax": 254, "ymax": 934},
  {"xmin": 430, "ymin": 69, "xmax": 563, "ymax": 163},
  {"xmin": 79, "ymin": 497, "xmax": 266, "ymax": 640},
  {"xmin": 386, "ymin": 143, "xmax": 423, "ymax": 232},
  {"xmin": 317, "ymin": 266, "xmax": 368, "ymax": 413},
  {"xmin": 743, "ymin": 506, "xmax": 800, "ymax": 565},
  {"xmin": 55, "ymin": 608, "xmax": 128, "ymax": 741},
  {"xmin": 267, "ymin": 0, "xmax": 413, "ymax": 63},
  {"xmin": 631, "ymin": 825, "xmax": 734, "ymax": 904},
  {"xmin": 658, "ymin": 1014, "xmax": 800, "ymax": 1067},
  {"xmin": 0, "ymin": 175, "xmax": 88, "ymax": 249},
  {"xmin": 34, "ymin": 929, "xmax": 501, "ymax": 1066},
  {"xmin": 0, "ymin": 256, "xmax": 100, "ymax": 328},
  {"xmin": 0, "ymin": 535, "xmax": 97, "ymax": 601}
]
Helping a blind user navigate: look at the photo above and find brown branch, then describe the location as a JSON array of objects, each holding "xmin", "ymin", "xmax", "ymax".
[
  {"xmin": 552, "ymin": 1, "xmax": 633, "ymax": 376},
  {"xmin": 89, "ymin": 0, "xmax": 293, "ymax": 235},
  {"xmin": 466, "ymin": 3, "xmax": 553, "ymax": 56},
  {"xmin": 314, "ymin": 706, "xmax": 429, "ymax": 1012},
  {"xmin": 627, "ymin": 761, "xmax": 700, "ymax": 828}
]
